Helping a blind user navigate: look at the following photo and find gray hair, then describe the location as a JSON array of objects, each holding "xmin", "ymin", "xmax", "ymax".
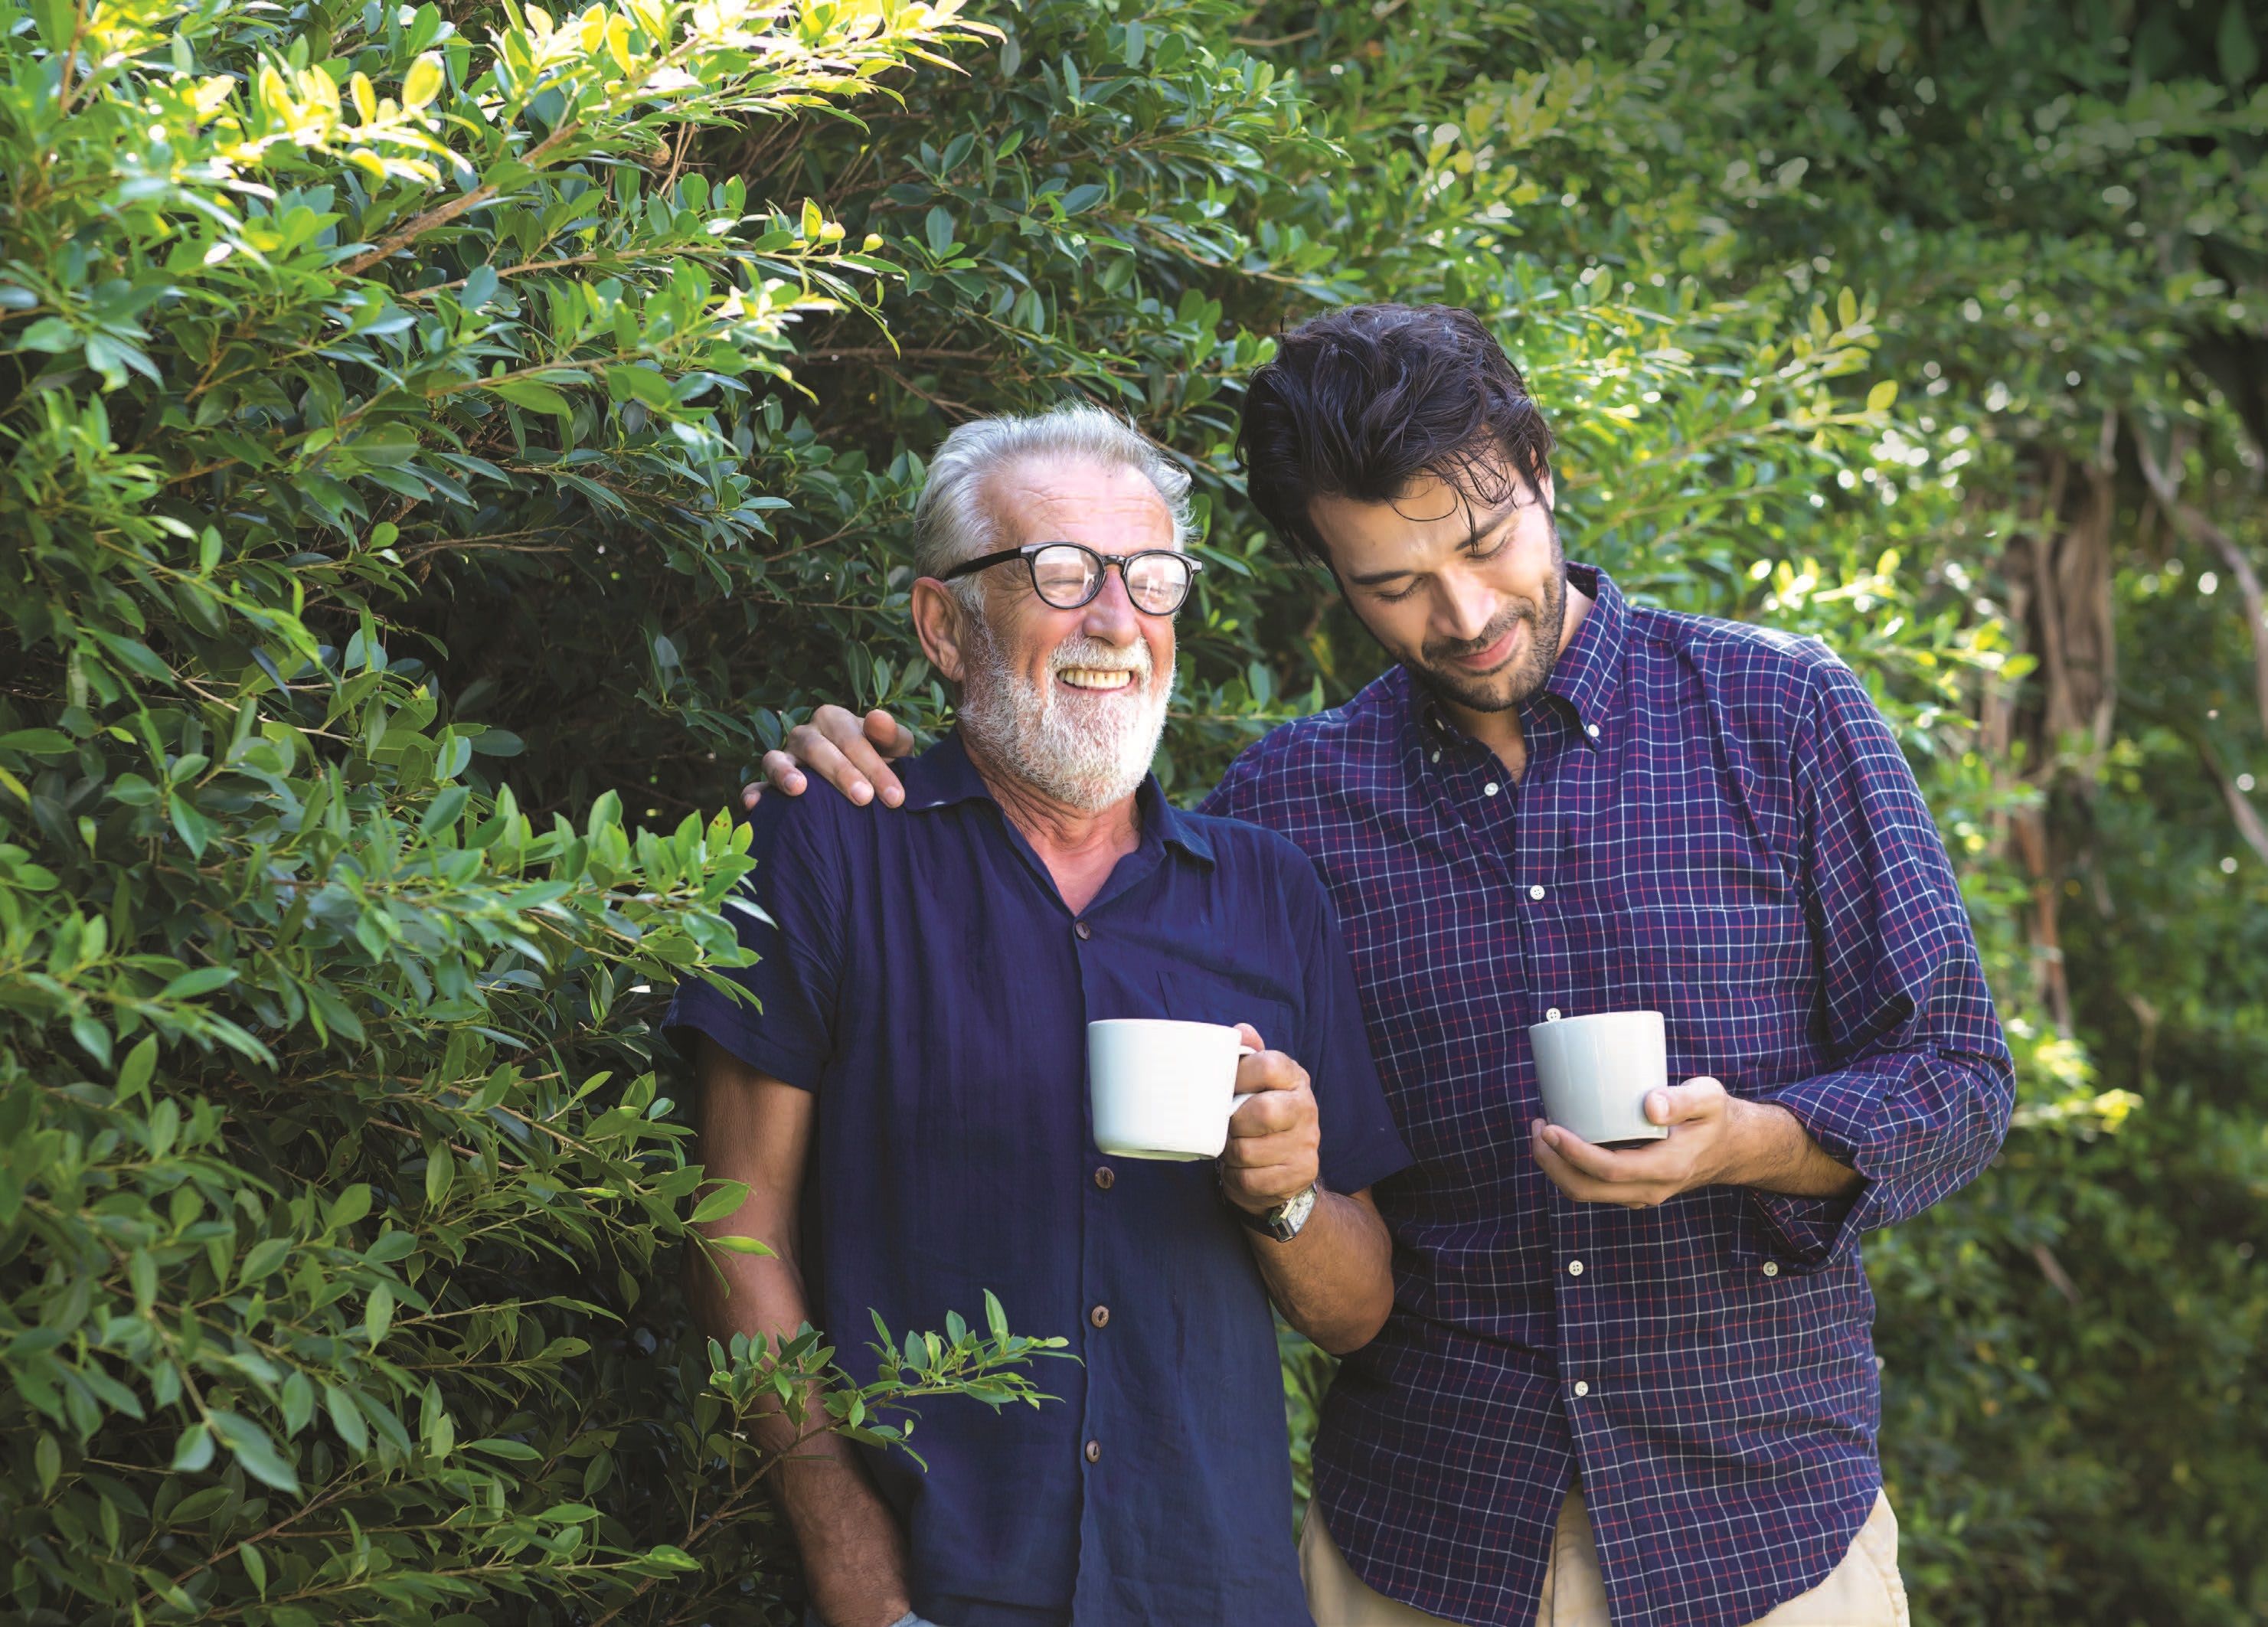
[{"xmin": 910, "ymin": 403, "xmax": 1194, "ymax": 590}]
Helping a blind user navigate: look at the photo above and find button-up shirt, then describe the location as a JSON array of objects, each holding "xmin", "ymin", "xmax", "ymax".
[
  {"xmin": 1204, "ymin": 564, "xmax": 2013, "ymax": 1627},
  {"xmin": 668, "ymin": 730, "xmax": 1410, "ymax": 1627}
]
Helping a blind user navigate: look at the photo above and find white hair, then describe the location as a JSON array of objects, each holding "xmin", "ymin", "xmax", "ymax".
[{"xmin": 910, "ymin": 403, "xmax": 1194, "ymax": 590}]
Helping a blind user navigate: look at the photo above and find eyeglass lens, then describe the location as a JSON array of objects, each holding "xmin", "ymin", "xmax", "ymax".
[{"xmin": 1030, "ymin": 544, "xmax": 1191, "ymax": 614}]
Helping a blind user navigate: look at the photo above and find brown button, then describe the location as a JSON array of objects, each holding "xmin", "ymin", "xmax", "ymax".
[
  {"xmin": 1083, "ymin": 1439, "xmax": 1101, "ymax": 1463},
  {"xmin": 1074, "ymin": 920, "xmax": 1092, "ymax": 940},
  {"xmin": 1089, "ymin": 1305, "xmax": 1110, "ymax": 1328},
  {"xmin": 1093, "ymin": 1166, "xmax": 1115, "ymax": 1190}
]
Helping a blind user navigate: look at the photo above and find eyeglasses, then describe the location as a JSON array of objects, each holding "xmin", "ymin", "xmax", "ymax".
[{"xmin": 936, "ymin": 542, "xmax": 1202, "ymax": 616}]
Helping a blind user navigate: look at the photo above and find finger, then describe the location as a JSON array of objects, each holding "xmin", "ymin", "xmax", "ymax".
[
  {"xmin": 1226, "ymin": 1092, "xmax": 1313, "ymax": 1139},
  {"xmin": 1534, "ymin": 1122, "xmax": 1636, "ymax": 1182},
  {"xmin": 1233, "ymin": 1021, "xmax": 1266, "ymax": 1054},
  {"xmin": 819, "ymin": 707, "xmax": 907, "ymax": 808},
  {"xmin": 1531, "ymin": 1120, "xmax": 1663, "ymax": 1205},
  {"xmin": 759, "ymin": 751, "xmax": 807, "ymax": 797},
  {"xmin": 1220, "ymin": 1148, "xmax": 1319, "ymax": 1194},
  {"xmin": 1234, "ymin": 1050, "xmax": 1306, "ymax": 1096},
  {"xmin": 782, "ymin": 724, "xmax": 874, "ymax": 805},
  {"xmin": 741, "ymin": 779, "xmax": 766, "ymax": 812},
  {"xmin": 1528, "ymin": 1123, "xmax": 1609, "ymax": 1201}
]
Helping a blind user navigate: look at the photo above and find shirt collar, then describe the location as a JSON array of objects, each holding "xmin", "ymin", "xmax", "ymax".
[
  {"xmin": 903, "ymin": 729, "xmax": 1214, "ymax": 866},
  {"xmin": 1542, "ymin": 561, "xmax": 1628, "ymax": 743},
  {"xmin": 1398, "ymin": 560, "xmax": 1629, "ymax": 754}
]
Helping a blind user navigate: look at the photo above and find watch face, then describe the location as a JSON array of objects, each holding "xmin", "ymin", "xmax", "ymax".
[{"xmin": 1273, "ymin": 1185, "xmax": 1318, "ymax": 1239}]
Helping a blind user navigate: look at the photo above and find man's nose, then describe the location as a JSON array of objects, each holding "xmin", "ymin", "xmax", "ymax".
[
  {"xmin": 1435, "ymin": 565, "xmax": 1501, "ymax": 645},
  {"xmin": 1080, "ymin": 566, "xmax": 1142, "ymax": 645}
]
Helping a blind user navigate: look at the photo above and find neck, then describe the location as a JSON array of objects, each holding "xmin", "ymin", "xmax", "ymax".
[
  {"xmin": 962, "ymin": 732, "xmax": 1142, "ymax": 897},
  {"xmin": 1437, "ymin": 578, "xmax": 1596, "ymax": 773}
]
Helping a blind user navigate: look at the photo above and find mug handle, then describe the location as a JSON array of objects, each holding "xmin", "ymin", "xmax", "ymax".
[{"xmin": 1224, "ymin": 1044, "xmax": 1260, "ymax": 1121}]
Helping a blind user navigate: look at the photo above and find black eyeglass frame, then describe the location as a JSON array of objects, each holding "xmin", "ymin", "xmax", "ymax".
[{"xmin": 935, "ymin": 541, "xmax": 1203, "ymax": 616}]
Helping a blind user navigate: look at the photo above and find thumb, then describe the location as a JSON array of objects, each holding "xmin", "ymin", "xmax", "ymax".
[
  {"xmin": 1647, "ymin": 1076, "xmax": 1724, "ymax": 1125},
  {"xmin": 866, "ymin": 708, "xmax": 916, "ymax": 757}
]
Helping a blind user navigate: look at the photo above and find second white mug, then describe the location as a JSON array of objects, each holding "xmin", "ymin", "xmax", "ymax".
[{"xmin": 1528, "ymin": 1008, "xmax": 1672, "ymax": 1148}]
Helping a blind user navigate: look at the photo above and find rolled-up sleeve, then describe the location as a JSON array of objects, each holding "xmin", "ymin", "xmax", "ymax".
[
  {"xmin": 663, "ymin": 795, "xmax": 845, "ymax": 1092},
  {"xmin": 1748, "ymin": 658, "xmax": 2014, "ymax": 1272}
]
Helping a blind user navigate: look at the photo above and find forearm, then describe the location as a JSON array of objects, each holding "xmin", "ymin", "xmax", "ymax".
[
  {"xmin": 694, "ymin": 1248, "xmax": 912, "ymax": 1627},
  {"xmin": 1247, "ymin": 1188, "xmax": 1395, "ymax": 1355},
  {"xmin": 1720, "ymin": 1097, "xmax": 1862, "ymax": 1198}
]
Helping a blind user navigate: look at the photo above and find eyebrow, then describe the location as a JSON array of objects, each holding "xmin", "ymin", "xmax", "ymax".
[{"xmin": 1344, "ymin": 497, "xmax": 1525, "ymax": 588}]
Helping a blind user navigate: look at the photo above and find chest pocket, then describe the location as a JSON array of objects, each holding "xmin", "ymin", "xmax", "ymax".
[{"xmin": 1152, "ymin": 965, "xmax": 1299, "ymax": 1063}]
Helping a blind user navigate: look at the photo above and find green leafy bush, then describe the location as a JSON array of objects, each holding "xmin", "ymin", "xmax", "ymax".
[{"xmin": 0, "ymin": 1, "xmax": 1066, "ymax": 1621}]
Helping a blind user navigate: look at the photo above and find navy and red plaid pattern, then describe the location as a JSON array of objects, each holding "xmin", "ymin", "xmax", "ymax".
[{"xmin": 1202, "ymin": 565, "xmax": 2013, "ymax": 1627}]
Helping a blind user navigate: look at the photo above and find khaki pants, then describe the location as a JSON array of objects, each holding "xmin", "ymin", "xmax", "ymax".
[{"xmin": 1300, "ymin": 1488, "xmax": 1909, "ymax": 1627}]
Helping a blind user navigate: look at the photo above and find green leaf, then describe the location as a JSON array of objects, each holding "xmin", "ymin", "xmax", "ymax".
[
  {"xmin": 208, "ymin": 1412, "xmax": 300, "ymax": 1494},
  {"xmin": 366, "ymin": 1285, "xmax": 396, "ymax": 1348},
  {"xmin": 690, "ymin": 1181, "xmax": 750, "ymax": 1224},
  {"xmin": 158, "ymin": 966, "xmax": 237, "ymax": 1000},
  {"xmin": 924, "ymin": 204, "xmax": 956, "ymax": 255},
  {"xmin": 169, "ymin": 1424, "xmax": 214, "ymax": 1475},
  {"xmin": 490, "ymin": 378, "xmax": 574, "ymax": 415},
  {"xmin": 115, "ymin": 1034, "xmax": 158, "ymax": 1103},
  {"xmin": 240, "ymin": 1237, "xmax": 294, "ymax": 1285},
  {"xmin": 1865, "ymin": 379, "xmax": 1898, "ymax": 413},
  {"xmin": 324, "ymin": 1384, "xmax": 370, "ymax": 1452},
  {"xmin": 0, "ymin": 728, "xmax": 77, "ymax": 755},
  {"xmin": 403, "ymin": 52, "xmax": 445, "ymax": 108},
  {"xmin": 329, "ymin": 1183, "xmax": 374, "ymax": 1230}
]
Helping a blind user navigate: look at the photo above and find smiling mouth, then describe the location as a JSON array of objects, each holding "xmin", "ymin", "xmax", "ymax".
[
  {"xmin": 1445, "ymin": 619, "xmax": 1525, "ymax": 673},
  {"xmin": 1057, "ymin": 667, "xmax": 1137, "ymax": 691}
]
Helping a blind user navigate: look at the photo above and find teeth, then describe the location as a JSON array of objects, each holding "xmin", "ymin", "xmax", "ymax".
[{"xmin": 1059, "ymin": 668, "xmax": 1135, "ymax": 691}]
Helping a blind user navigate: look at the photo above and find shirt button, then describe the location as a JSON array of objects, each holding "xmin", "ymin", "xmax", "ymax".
[
  {"xmin": 1572, "ymin": 1380, "xmax": 1590, "ymax": 1398},
  {"xmin": 1545, "ymin": 1006, "xmax": 1562, "ymax": 1021},
  {"xmin": 1074, "ymin": 920, "xmax": 1091, "ymax": 940},
  {"xmin": 1483, "ymin": 782, "xmax": 1501, "ymax": 796},
  {"xmin": 1567, "ymin": 1259, "xmax": 1583, "ymax": 1276},
  {"xmin": 1430, "ymin": 750, "xmax": 1441, "ymax": 763},
  {"xmin": 1084, "ymin": 1439, "xmax": 1102, "ymax": 1463},
  {"xmin": 1586, "ymin": 723, "xmax": 1601, "ymax": 738},
  {"xmin": 1090, "ymin": 1305, "xmax": 1110, "ymax": 1328},
  {"xmin": 1093, "ymin": 1166, "xmax": 1115, "ymax": 1190},
  {"xmin": 1528, "ymin": 884, "xmax": 1546, "ymax": 900},
  {"xmin": 1763, "ymin": 1260, "xmax": 1781, "ymax": 1278}
]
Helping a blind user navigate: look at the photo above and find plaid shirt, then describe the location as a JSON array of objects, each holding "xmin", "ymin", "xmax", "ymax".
[{"xmin": 1203, "ymin": 564, "xmax": 2013, "ymax": 1627}]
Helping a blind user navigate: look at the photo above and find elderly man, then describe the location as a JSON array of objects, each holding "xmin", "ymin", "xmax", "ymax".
[
  {"xmin": 755, "ymin": 306, "xmax": 2015, "ymax": 1627},
  {"xmin": 668, "ymin": 403, "xmax": 1410, "ymax": 1627}
]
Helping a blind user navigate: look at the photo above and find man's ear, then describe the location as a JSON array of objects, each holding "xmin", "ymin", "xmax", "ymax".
[{"xmin": 909, "ymin": 578, "xmax": 972, "ymax": 685}]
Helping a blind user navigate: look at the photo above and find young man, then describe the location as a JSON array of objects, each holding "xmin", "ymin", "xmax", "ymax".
[
  {"xmin": 677, "ymin": 403, "xmax": 1409, "ymax": 1627},
  {"xmin": 757, "ymin": 305, "xmax": 2012, "ymax": 1627}
]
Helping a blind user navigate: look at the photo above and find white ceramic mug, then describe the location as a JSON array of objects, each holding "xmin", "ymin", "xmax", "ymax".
[
  {"xmin": 1088, "ymin": 1018, "xmax": 1257, "ymax": 1161},
  {"xmin": 1528, "ymin": 1009, "xmax": 1672, "ymax": 1147}
]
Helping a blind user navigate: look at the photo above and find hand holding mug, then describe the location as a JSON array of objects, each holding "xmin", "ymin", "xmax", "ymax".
[
  {"xmin": 1218, "ymin": 1024, "xmax": 1321, "ymax": 1215},
  {"xmin": 1531, "ymin": 1076, "xmax": 1748, "ymax": 1209}
]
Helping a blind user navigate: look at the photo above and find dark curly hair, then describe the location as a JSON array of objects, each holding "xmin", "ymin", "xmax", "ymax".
[{"xmin": 1235, "ymin": 304, "xmax": 1555, "ymax": 568}]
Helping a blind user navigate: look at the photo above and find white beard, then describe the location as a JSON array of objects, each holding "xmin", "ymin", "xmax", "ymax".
[{"xmin": 957, "ymin": 621, "xmax": 1173, "ymax": 813}]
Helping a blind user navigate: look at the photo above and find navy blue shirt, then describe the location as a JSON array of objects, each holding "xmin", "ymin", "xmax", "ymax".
[{"xmin": 667, "ymin": 730, "xmax": 1410, "ymax": 1627}]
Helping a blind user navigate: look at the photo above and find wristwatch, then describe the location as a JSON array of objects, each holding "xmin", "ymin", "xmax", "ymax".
[{"xmin": 1232, "ymin": 1181, "xmax": 1319, "ymax": 1243}]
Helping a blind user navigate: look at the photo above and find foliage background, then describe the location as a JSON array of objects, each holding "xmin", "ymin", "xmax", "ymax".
[{"xmin": 4, "ymin": 0, "xmax": 2264, "ymax": 1622}]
